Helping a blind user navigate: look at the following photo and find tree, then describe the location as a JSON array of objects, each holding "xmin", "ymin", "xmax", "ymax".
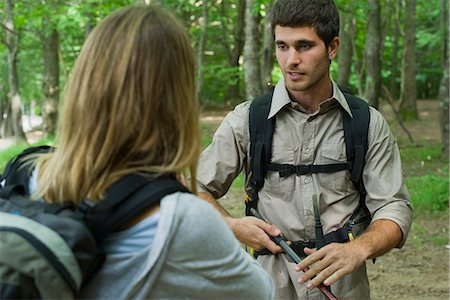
[
  {"xmin": 243, "ymin": 0, "xmax": 262, "ymax": 100},
  {"xmin": 337, "ymin": 3, "xmax": 356, "ymax": 88},
  {"xmin": 363, "ymin": 0, "xmax": 382, "ymax": 108},
  {"xmin": 389, "ymin": 0, "xmax": 402, "ymax": 99},
  {"xmin": 260, "ymin": 1, "xmax": 273, "ymax": 93},
  {"xmin": 439, "ymin": 0, "xmax": 449, "ymax": 158},
  {"xmin": 196, "ymin": 0, "xmax": 208, "ymax": 104},
  {"xmin": 2, "ymin": 0, "xmax": 26, "ymax": 142},
  {"xmin": 220, "ymin": 0, "xmax": 246, "ymax": 101},
  {"xmin": 399, "ymin": 0, "xmax": 418, "ymax": 120},
  {"xmin": 40, "ymin": 13, "xmax": 60, "ymax": 135}
]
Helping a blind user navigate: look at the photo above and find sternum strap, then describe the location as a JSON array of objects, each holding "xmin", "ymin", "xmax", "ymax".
[{"xmin": 266, "ymin": 162, "xmax": 348, "ymax": 177}]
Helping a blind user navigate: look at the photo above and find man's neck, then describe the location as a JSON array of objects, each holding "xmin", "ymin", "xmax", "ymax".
[{"xmin": 289, "ymin": 78, "xmax": 333, "ymax": 114}]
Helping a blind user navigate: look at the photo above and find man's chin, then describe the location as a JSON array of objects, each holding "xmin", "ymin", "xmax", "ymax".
[{"xmin": 285, "ymin": 80, "xmax": 308, "ymax": 92}]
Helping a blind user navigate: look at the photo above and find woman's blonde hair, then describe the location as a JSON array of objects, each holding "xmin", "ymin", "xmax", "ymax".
[{"xmin": 35, "ymin": 4, "xmax": 199, "ymax": 203}]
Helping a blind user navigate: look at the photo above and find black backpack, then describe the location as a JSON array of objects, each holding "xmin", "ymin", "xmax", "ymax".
[
  {"xmin": 0, "ymin": 146, "xmax": 188, "ymax": 299},
  {"xmin": 246, "ymin": 87, "xmax": 371, "ymax": 241}
]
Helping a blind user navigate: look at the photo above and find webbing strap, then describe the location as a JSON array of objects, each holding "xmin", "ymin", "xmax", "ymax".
[
  {"xmin": 0, "ymin": 145, "xmax": 53, "ymax": 194},
  {"xmin": 254, "ymin": 227, "xmax": 350, "ymax": 258},
  {"xmin": 342, "ymin": 93, "xmax": 370, "ymax": 186},
  {"xmin": 342, "ymin": 92, "xmax": 370, "ymax": 215},
  {"xmin": 84, "ymin": 174, "xmax": 188, "ymax": 240},
  {"xmin": 249, "ymin": 89, "xmax": 275, "ymax": 192},
  {"xmin": 266, "ymin": 162, "xmax": 348, "ymax": 177}
]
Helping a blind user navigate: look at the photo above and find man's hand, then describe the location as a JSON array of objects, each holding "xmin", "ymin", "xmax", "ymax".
[
  {"xmin": 295, "ymin": 242, "xmax": 366, "ymax": 290},
  {"xmin": 197, "ymin": 191, "xmax": 285, "ymax": 254},
  {"xmin": 295, "ymin": 219, "xmax": 403, "ymax": 290},
  {"xmin": 227, "ymin": 216, "xmax": 284, "ymax": 254}
]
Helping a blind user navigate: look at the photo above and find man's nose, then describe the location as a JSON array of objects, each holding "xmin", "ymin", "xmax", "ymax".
[{"xmin": 287, "ymin": 49, "xmax": 301, "ymax": 66}]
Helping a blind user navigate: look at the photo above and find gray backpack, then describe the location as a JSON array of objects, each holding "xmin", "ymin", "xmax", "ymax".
[{"xmin": 0, "ymin": 146, "xmax": 187, "ymax": 299}]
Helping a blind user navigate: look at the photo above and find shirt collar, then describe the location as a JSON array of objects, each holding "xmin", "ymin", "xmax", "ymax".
[{"xmin": 267, "ymin": 77, "xmax": 354, "ymax": 119}]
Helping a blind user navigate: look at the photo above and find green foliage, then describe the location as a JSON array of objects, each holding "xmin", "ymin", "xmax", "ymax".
[
  {"xmin": 399, "ymin": 108, "xmax": 419, "ymax": 121},
  {"xmin": 407, "ymin": 174, "xmax": 449, "ymax": 213},
  {"xmin": 200, "ymin": 123, "xmax": 215, "ymax": 149},
  {"xmin": 1, "ymin": 0, "xmax": 446, "ymax": 116},
  {"xmin": 400, "ymin": 144, "xmax": 443, "ymax": 162},
  {"xmin": 230, "ymin": 172, "xmax": 245, "ymax": 190},
  {"xmin": 0, "ymin": 137, "xmax": 54, "ymax": 173},
  {"xmin": 203, "ymin": 64, "xmax": 242, "ymax": 103},
  {"xmin": 410, "ymin": 213, "xmax": 449, "ymax": 247},
  {"xmin": 400, "ymin": 144, "xmax": 448, "ymax": 214}
]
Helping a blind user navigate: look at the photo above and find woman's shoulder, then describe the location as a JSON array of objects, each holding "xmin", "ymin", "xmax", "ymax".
[
  {"xmin": 161, "ymin": 191, "xmax": 223, "ymax": 222},
  {"xmin": 160, "ymin": 191, "xmax": 236, "ymax": 243}
]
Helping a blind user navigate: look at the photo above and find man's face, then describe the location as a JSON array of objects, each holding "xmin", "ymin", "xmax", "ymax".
[{"xmin": 274, "ymin": 26, "xmax": 338, "ymax": 94}]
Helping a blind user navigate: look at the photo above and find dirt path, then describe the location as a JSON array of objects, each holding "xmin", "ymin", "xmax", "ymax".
[{"xmin": 205, "ymin": 99, "xmax": 450, "ymax": 300}]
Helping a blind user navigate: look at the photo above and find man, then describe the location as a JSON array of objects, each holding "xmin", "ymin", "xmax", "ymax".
[{"xmin": 197, "ymin": 0, "xmax": 413, "ymax": 298}]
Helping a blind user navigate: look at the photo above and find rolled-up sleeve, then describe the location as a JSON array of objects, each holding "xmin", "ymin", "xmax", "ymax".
[
  {"xmin": 197, "ymin": 101, "xmax": 251, "ymax": 199},
  {"xmin": 363, "ymin": 108, "xmax": 413, "ymax": 247}
]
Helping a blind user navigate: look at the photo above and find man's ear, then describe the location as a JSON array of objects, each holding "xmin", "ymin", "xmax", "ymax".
[{"xmin": 328, "ymin": 37, "xmax": 339, "ymax": 60}]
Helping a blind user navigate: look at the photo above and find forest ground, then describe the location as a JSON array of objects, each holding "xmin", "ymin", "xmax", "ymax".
[{"xmin": 201, "ymin": 99, "xmax": 449, "ymax": 300}]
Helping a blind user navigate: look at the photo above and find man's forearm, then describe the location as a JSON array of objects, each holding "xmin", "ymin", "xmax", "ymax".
[{"xmin": 353, "ymin": 219, "xmax": 403, "ymax": 260}]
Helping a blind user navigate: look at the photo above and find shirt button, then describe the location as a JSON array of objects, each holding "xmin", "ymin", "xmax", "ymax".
[
  {"xmin": 305, "ymin": 148, "xmax": 310, "ymax": 153},
  {"xmin": 304, "ymin": 179, "xmax": 310, "ymax": 184}
]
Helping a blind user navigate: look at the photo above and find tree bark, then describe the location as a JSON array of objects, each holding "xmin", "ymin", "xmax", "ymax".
[
  {"xmin": 389, "ymin": 0, "xmax": 402, "ymax": 99},
  {"xmin": 337, "ymin": 8, "xmax": 356, "ymax": 88},
  {"xmin": 220, "ymin": 0, "xmax": 245, "ymax": 101},
  {"xmin": 399, "ymin": 0, "xmax": 418, "ymax": 120},
  {"xmin": 41, "ymin": 15, "xmax": 60, "ymax": 135},
  {"xmin": 243, "ymin": 0, "xmax": 263, "ymax": 100},
  {"xmin": 260, "ymin": 1, "xmax": 273, "ymax": 93},
  {"xmin": 196, "ymin": 1, "xmax": 208, "ymax": 104},
  {"xmin": 3, "ymin": 0, "xmax": 27, "ymax": 142},
  {"xmin": 363, "ymin": 0, "xmax": 382, "ymax": 108},
  {"xmin": 439, "ymin": 0, "xmax": 449, "ymax": 158}
]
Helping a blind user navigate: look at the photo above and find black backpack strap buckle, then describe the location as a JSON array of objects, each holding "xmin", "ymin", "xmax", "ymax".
[
  {"xmin": 278, "ymin": 165, "xmax": 312, "ymax": 177},
  {"xmin": 75, "ymin": 199, "xmax": 97, "ymax": 219}
]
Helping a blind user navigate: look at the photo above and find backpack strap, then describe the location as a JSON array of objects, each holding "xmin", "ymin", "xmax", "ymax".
[
  {"xmin": 341, "ymin": 91, "xmax": 371, "ymax": 213},
  {"xmin": 247, "ymin": 88, "xmax": 275, "ymax": 215},
  {"xmin": 0, "ymin": 145, "xmax": 53, "ymax": 193},
  {"xmin": 80, "ymin": 174, "xmax": 189, "ymax": 240}
]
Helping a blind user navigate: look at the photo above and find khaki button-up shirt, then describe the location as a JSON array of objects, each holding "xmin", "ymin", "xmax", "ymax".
[{"xmin": 197, "ymin": 78, "xmax": 413, "ymax": 299}]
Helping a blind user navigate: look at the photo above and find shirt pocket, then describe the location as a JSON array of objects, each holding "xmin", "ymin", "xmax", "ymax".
[
  {"xmin": 317, "ymin": 144, "xmax": 350, "ymax": 192},
  {"xmin": 263, "ymin": 146, "xmax": 296, "ymax": 194}
]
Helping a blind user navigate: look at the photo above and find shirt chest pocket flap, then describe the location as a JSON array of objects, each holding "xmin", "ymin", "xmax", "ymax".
[{"xmin": 318, "ymin": 144, "xmax": 350, "ymax": 191}]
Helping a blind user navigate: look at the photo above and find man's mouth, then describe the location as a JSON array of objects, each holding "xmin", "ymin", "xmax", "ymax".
[{"xmin": 286, "ymin": 71, "xmax": 305, "ymax": 80}]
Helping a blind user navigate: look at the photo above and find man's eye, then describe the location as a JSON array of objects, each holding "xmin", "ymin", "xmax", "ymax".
[
  {"xmin": 277, "ymin": 44, "xmax": 287, "ymax": 51},
  {"xmin": 298, "ymin": 44, "xmax": 311, "ymax": 51}
]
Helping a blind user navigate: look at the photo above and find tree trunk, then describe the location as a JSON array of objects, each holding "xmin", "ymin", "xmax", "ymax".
[
  {"xmin": 399, "ymin": 0, "xmax": 418, "ymax": 120},
  {"xmin": 260, "ymin": 1, "xmax": 273, "ymax": 93},
  {"xmin": 439, "ymin": 58, "xmax": 449, "ymax": 159},
  {"xmin": 4, "ymin": 0, "xmax": 26, "ymax": 143},
  {"xmin": 337, "ymin": 8, "xmax": 356, "ymax": 88},
  {"xmin": 439, "ymin": 0, "xmax": 449, "ymax": 159},
  {"xmin": 243, "ymin": 0, "xmax": 263, "ymax": 100},
  {"xmin": 363, "ymin": 0, "xmax": 382, "ymax": 108},
  {"xmin": 41, "ymin": 15, "xmax": 60, "ymax": 135},
  {"xmin": 389, "ymin": 0, "xmax": 402, "ymax": 99},
  {"xmin": 196, "ymin": 1, "xmax": 208, "ymax": 103},
  {"xmin": 221, "ymin": 0, "xmax": 245, "ymax": 101},
  {"xmin": 196, "ymin": 1, "xmax": 208, "ymax": 104}
]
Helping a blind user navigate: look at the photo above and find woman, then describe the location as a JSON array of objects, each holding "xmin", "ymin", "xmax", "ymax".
[{"xmin": 32, "ymin": 4, "xmax": 274, "ymax": 299}]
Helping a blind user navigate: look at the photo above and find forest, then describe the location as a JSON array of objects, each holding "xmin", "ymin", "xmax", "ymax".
[
  {"xmin": 0, "ymin": 0, "xmax": 449, "ymax": 155},
  {"xmin": 0, "ymin": 1, "xmax": 449, "ymax": 297}
]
